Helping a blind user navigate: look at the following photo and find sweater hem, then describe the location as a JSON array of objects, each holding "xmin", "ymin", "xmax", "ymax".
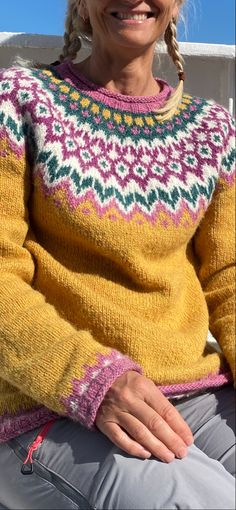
[
  {"xmin": 158, "ymin": 369, "xmax": 233, "ymax": 396},
  {"xmin": 0, "ymin": 406, "xmax": 59, "ymax": 444}
]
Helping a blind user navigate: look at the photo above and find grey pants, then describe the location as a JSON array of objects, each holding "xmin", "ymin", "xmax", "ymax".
[{"xmin": 0, "ymin": 386, "xmax": 235, "ymax": 510}]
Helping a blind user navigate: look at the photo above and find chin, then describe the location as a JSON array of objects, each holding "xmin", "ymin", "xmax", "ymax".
[{"xmin": 109, "ymin": 32, "xmax": 157, "ymax": 51}]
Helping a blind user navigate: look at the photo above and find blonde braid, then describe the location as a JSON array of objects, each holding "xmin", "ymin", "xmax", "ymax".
[
  {"xmin": 164, "ymin": 18, "xmax": 185, "ymax": 80},
  {"xmin": 156, "ymin": 17, "xmax": 185, "ymax": 120},
  {"xmin": 58, "ymin": 0, "xmax": 82, "ymax": 63}
]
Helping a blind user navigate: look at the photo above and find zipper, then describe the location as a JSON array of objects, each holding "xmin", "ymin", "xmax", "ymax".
[
  {"xmin": 21, "ymin": 419, "xmax": 56, "ymax": 475},
  {"xmin": 9, "ymin": 423, "xmax": 95, "ymax": 509}
]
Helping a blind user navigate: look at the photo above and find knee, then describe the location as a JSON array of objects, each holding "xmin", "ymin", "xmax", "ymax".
[{"xmin": 91, "ymin": 452, "xmax": 236, "ymax": 510}]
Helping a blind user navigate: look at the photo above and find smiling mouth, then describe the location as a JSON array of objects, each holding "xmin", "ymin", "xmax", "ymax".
[{"xmin": 111, "ymin": 12, "xmax": 156, "ymax": 21}]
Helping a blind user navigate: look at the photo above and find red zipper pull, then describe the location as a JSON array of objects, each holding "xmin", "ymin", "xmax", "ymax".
[{"xmin": 21, "ymin": 419, "xmax": 56, "ymax": 475}]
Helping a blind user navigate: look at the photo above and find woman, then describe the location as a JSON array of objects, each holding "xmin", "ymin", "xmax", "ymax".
[{"xmin": 0, "ymin": 0, "xmax": 235, "ymax": 508}]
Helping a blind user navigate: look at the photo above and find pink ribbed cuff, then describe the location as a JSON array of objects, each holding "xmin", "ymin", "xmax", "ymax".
[{"xmin": 61, "ymin": 351, "xmax": 142, "ymax": 429}]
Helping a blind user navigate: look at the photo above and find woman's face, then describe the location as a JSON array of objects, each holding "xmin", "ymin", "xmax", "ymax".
[{"xmin": 82, "ymin": 1, "xmax": 180, "ymax": 52}]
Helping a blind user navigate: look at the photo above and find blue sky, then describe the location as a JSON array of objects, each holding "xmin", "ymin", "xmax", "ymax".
[{"xmin": 0, "ymin": 0, "xmax": 235, "ymax": 44}]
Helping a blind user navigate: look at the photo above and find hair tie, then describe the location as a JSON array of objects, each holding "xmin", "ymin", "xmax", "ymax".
[{"xmin": 178, "ymin": 71, "xmax": 186, "ymax": 82}]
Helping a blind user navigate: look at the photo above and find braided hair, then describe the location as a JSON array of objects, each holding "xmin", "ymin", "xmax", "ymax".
[
  {"xmin": 58, "ymin": 0, "xmax": 82, "ymax": 62},
  {"xmin": 157, "ymin": 15, "xmax": 186, "ymax": 120}
]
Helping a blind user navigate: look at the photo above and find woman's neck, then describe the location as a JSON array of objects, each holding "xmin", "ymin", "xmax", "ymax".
[{"xmin": 74, "ymin": 47, "xmax": 161, "ymax": 97}]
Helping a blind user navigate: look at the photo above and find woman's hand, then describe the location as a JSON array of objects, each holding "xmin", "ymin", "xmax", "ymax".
[{"xmin": 96, "ymin": 371, "xmax": 194, "ymax": 463}]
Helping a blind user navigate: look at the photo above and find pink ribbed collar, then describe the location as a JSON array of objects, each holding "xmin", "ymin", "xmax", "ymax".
[{"xmin": 53, "ymin": 61, "xmax": 173, "ymax": 114}]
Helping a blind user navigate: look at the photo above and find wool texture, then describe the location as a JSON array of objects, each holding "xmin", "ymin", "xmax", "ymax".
[{"xmin": 0, "ymin": 62, "xmax": 235, "ymax": 443}]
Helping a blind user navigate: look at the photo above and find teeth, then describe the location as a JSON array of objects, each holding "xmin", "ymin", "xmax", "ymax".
[{"xmin": 115, "ymin": 13, "xmax": 149, "ymax": 20}]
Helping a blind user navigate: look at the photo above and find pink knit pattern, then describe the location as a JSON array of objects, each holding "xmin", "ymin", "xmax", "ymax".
[
  {"xmin": 61, "ymin": 351, "xmax": 142, "ymax": 429},
  {"xmin": 0, "ymin": 406, "xmax": 58, "ymax": 443},
  {"xmin": 56, "ymin": 61, "xmax": 173, "ymax": 113},
  {"xmin": 159, "ymin": 370, "xmax": 232, "ymax": 396}
]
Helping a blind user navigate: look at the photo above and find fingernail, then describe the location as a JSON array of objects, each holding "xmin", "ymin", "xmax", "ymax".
[
  {"xmin": 140, "ymin": 448, "xmax": 152, "ymax": 458},
  {"xmin": 176, "ymin": 447, "xmax": 188, "ymax": 459},
  {"xmin": 166, "ymin": 452, "xmax": 175, "ymax": 463},
  {"xmin": 185, "ymin": 436, "xmax": 194, "ymax": 446}
]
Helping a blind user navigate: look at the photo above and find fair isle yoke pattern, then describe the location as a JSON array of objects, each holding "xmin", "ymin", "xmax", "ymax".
[
  {"xmin": 0, "ymin": 64, "xmax": 235, "ymax": 443},
  {"xmin": 1, "ymin": 64, "xmax": 234, "ymax": 227}
]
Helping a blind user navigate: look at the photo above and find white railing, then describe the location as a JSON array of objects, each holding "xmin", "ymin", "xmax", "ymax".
[{"xmin": 0, "ymin": 32, "xmax": 235, "ymax": 115}]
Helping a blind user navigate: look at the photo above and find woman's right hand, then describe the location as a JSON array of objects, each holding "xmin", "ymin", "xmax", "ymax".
[{"xmin": 96, "ymin": 371, "xmax": 194, "ymax": 463}]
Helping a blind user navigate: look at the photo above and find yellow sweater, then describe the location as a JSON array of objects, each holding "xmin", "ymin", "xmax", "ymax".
[{"xmin": 0, "ymin": 63, "xmax": 235, "ymax": 442}]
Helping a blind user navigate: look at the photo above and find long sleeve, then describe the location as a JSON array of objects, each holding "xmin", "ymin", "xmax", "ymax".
[
  {"xmin": 0, "ymin": 83, "xmax": 141, "ymax": 428},
  {"xmin": 193, "ymin": 111, "xmax": 235, "ymax": 380}
]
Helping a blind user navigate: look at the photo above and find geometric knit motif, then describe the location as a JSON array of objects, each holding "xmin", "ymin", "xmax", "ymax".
[{"xmin": 1, "ymin": 65, "xmax": 235, "ymax": 227}]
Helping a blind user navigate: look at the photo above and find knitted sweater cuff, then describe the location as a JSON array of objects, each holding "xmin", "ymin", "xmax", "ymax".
[{"xmin": 61, "ymin": 351, "xmax": 142, "ymax": 429}]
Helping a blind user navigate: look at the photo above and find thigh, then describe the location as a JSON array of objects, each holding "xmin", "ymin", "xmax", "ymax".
[
  {"xmin": 0, "ymin": 418, "xmax": 235, "ymax": 510},
  {"xmin": 88, "ymin": 442, "xmax": 235, "ymax": 510},
  {"xmin": 176, "ymin": 385, "xmax": 236, "ymax": 476},
  {"xmin": 0, "ymin": 439, "xmax": 86, "ymax": 510}
]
